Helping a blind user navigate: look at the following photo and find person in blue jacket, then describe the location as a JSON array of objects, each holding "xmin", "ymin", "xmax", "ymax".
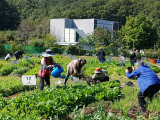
[{"xmin": 125, "ymin": 61, "xmax": 160, "ymax": 114}]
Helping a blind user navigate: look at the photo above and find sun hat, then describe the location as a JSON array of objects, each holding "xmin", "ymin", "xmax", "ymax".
[
  {"xmin": 94, "ymin": 67, "xmax": 102, "ymax": 74},
  {"xmin": 42, "ymin": 49, "xmax": 55, "ymax": 57}
]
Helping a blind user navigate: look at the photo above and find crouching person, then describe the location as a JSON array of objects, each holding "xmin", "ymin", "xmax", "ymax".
[
  {"xmin": 125, "ymin": 61, "xmax": 160, "ymax": 114},
  {"xmin": 64, "ymin": 59, "xmax": 86, "ymax": 86},
  {"xmin": 92, "ymin": 67, "xmax": 109, "ymax": 84}
]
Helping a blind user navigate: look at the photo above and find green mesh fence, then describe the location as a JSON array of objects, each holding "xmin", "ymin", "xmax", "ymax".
[
  {"xmin": 5, "ymin": 45, "xmax": 44, "ymax": 54},
  {"xmin": 24, "ymin": 46, "xmax": 44, "ymax": 53}
]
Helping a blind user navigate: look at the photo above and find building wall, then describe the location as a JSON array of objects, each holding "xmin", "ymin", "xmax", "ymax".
[
  {"xmin": 96, "ymin": 19, "xmax": 118, "ymax": 31},
  {"xmin": 73, "ymin": 19, "xmax": 95, "ymax": 34},
  {"xmin": 50, "ymin": 18, "xmax": 119, "ymax": 43},
  {"xmin": 50, "ymin": 19, "xmax": 65, "ymax": 42}
]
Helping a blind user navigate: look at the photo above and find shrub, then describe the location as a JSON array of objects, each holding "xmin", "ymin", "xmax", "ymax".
[
  {"xmin": 49, "ymin": 47, "xmax": 63, "ymax": 54},
  {"xmin": 28, "ymin": 39, "xmax": 44, "ymax": 47},
  {"xmin": 10, "ymin": 45, "xmax": 25, "ymax": 54}
]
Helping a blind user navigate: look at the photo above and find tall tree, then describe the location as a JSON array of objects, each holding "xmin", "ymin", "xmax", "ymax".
[
  {"xmin": 0, "ymin": 0, "xmax": 20, "ymax": 30},
  {"xmin": 119, "ymin": 15, "xmax": 158, "ymax": 49},
  {"xmin": 18, "ymin": 19, "xmax": 35, "ymax": 45}
]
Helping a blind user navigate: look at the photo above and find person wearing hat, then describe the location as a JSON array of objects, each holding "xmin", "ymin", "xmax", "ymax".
[
  {"xmin": 125, "ymin": 61, "xmax": 160, "ymax": 114},
  {"xmin": 38, "ymin": 49, "xmax": 58, "ymax": 90},
  {"xmin": 97, "ymin": 48, "xmax": 105, "ymax": 63},
  {"xmin": 64, "ymin": 59, "xmax": 87, "ymax": 86},
  {"xmin": 92, "ymin": 67, "xmax": 109, "ymax": 83}
]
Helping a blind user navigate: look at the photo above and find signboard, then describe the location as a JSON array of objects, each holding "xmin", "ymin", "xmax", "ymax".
[
  {"xmin": 92, "ymin": 54, "xmax": 96, "ymax": 56},
  {"xmin": 68, "ymin": 54, "xmax": 71, "ymax": 57},
  {"xmin": 108, "ymin": 57, "xmax": 112, "ymax": 60},
  {"xmin": 34, "ymin": 54, "xmax": 39, "ymax": 57},
  {"xmin": 86, "ymin": 53, "xmax": 89, "ymax": 56},
  {"xmin": 12, "ymin": 60, "xmax": 19, "ymax": 64},
  {"xmin": 22, "ymin": 75, "xmax": 36, "ymax": 85},
  {"xmin": 24, "ymin": 56, "xmax": 30, "ymax": 60},
  {"xmin": 70, "ymin": 55, "xmax": 74, "ymax": 59},
  {"xmin": 38, "ymin": 53, "xmax": 42, "ymax": 56},
  {"xmin": 63, "ymin": 52, "xmax": 67, "ymax": 55}
]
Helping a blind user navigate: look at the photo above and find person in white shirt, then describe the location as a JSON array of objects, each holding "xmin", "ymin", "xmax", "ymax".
[{"xmin": 5, "ymin": 53, "xmax": 12, "ymax": 61}]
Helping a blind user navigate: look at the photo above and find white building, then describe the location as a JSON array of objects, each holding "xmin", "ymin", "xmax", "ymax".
[{"xmin": 50, "ymin": 18, "xmax": 119, "ymax": 50}]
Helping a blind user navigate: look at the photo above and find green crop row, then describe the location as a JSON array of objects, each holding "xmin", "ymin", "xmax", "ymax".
[
  {"xmin": 0, "ymin": 78, "xmax": 36, "ymax": 97},
  {"xmin": 0, "ymin": 57, "xmax": 41, "ymax": 76},
  {"xmin": 0, "ymin": 81, "xmax": 123, "ymax": 119}
]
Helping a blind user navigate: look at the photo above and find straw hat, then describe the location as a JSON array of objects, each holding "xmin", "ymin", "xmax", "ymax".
[
  {"xmin": 94, "ymin": 67, "xmax": 102, "ymax": 73},
  {"xmin": 42, "ymin": 49, "xmax": 55, "ymax": 57}
]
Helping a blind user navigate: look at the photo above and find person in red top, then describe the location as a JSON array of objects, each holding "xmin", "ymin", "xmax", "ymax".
[{"xmin": 38, "ymin": 49, "xmax": 58, "ymax": 90}]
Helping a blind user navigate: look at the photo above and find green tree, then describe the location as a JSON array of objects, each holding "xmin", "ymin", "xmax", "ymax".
[
  {"xmin": 0, "ymin": 0, "xmax": 20, "ymax": 30},
  {"xmin": 119, "ymin": 15, "xmax": 158, "ymax": 49},
  {"xmin": 87, "ymin": 27, "xmax": 112, "ymax": 49},
  {"xmin": 44, "ymin": 34, "xmax": 56, "ymax": 48},
  {"xmin": 17, "ymin": 18, "xmax": 35, "ymax": 45}
]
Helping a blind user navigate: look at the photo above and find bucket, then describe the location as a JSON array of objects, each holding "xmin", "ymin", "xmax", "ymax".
[
  {"xmin": 157, "ymin": 60, "xmax": 160, "ymax": 63},
  {"xmin": 51, "ymin": 66, "xmax": 64, "ymax": 78},
  {"xmin": 150, "ymin": 59, "xmax": 157, "ymax": 64},
  {"xmin": 103, "ymin": 58, "xmax": 106, "ymax": 62}
]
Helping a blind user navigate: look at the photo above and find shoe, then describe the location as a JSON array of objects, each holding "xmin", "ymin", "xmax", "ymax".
[{"xmin": 139, "ymin": 111, "xmax": 145, "ymax": 115}]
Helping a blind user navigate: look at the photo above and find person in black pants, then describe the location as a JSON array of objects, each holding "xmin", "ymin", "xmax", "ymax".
[
  {"xmin": 97, "ymin": 48, "xmax": 105, "ymax": 63},
  {"xmin": 38, "ymin": 49, "xmax": 58, "ymax": 90},
  {"xmin": 14, "ymin": 51, "xmax": 24, "ymax": 60},
  {"xmin": 126, "ymin": 61, "xmax": 160, "ymax": 114}
]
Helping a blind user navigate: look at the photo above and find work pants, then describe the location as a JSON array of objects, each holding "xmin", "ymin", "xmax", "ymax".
[
  {"xmin": 64, "ymin": 68, "xmax": 70, "ymax": 85},
  {"xmin": 40, "ymin": 74, "xmax": 50, "ymax": 90},
  {"xmin": 138, "ymin": 84, "xmax": 160, "ymax": 112}
]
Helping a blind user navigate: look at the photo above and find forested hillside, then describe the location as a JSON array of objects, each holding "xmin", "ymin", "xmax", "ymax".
[
  {"xmin": 3, "ymin": 0, "xmax": 160, "ymax": 28},
  {"xmin": 1, "ymin": 0, "xmax": 160, "ymax": 48}
]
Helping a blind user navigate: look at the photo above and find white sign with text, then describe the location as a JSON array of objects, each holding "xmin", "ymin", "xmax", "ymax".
[
  {"xmin": 24, "ymin": 56, "xmax": 30, "ymax": 60},
  {"xmin": 22, "ymin": 75, "xmax": 36, "ymax": 85},
  {"xmin": 12, "ymin": 60, "xmax": 19, "ymax": 64}
]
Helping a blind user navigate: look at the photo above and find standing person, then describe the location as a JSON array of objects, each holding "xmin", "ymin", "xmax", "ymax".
[
  {"xmin": 120, "ymin": 54, "xmax": 125, "ymax": 67},
  {"xmin": 92, "ymin": 67, "xmax": 109, "ymax": 84},
  {"xmin": 97, "ymin": 48, "xmax": 105, "ymax": 63},
  {"xmin": 129, "ymin": 52, "xmax": 137, "ymax": 66},
  {"xmin": 38, "ymin": 49, "xmax": 58, "ymax": 90},
  {"xmin": 125, "ymin": 61, "xmax": 160, "ymax": 114},
  {"xmin": 14, "ymin": 50, "xmax": 24, "ymax": 60},
  {"xmin": 64, "ymin": 59, "xmax": 86, "ymax": 86},
  {"xmin": 5, "ymin": 53, "xmax": 12, "ymax": 60}
]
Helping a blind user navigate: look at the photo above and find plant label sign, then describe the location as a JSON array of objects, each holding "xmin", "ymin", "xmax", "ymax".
[
  {"xmin": 34, "ymin": 54, "xmax": 39, "ymax": 57},
  {"xmin": 86, "ymin": 53, "xmax": 89, "ymax": 56},
  {"xmin": 92, "ymin": 54, "xmax": 96, "ymax": 56},
  {"xmin": 22, "ymin": 75, "xmax": 36, "ymax": 85},
  {"xmin": 68, "ymin": 54, "xmax": 71, "ymax": 57},
  {"xmin": 12, "ymin": 60, "xmax": 19, "ymax": 64},
  {"xmin": 108, "ymin": 57, "xmax": 112, "ymax": 60},
  {"xmin": 24, "ymin": 56, "xmax": 30, "ymax": 60},
  {"xmin": 38, "ymin": 53, "xmax": 42, "ymax": 56}
]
